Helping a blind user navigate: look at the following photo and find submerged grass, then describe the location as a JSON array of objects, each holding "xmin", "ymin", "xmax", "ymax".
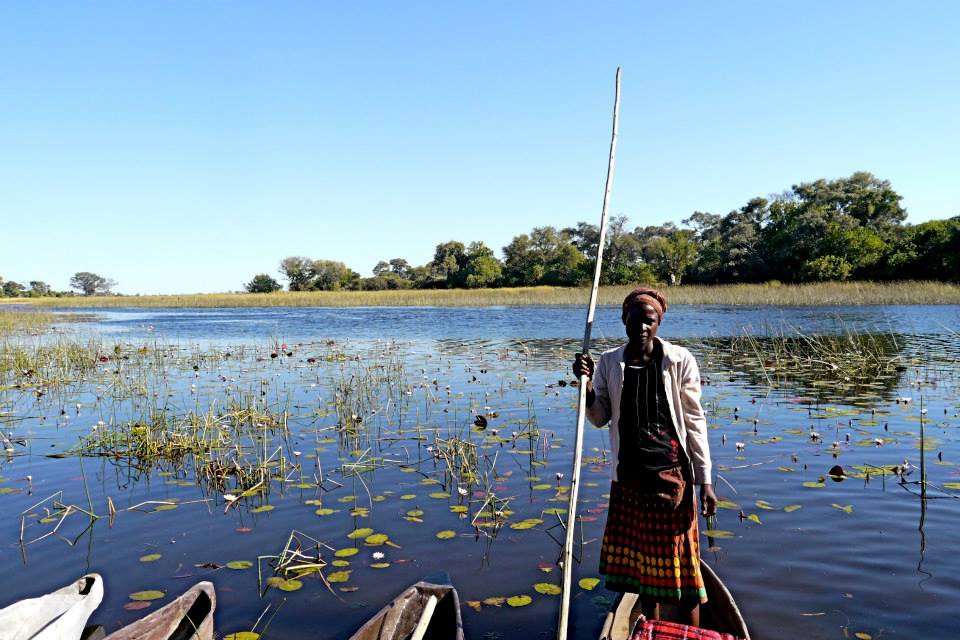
[{"xmin": 16, "ymin": 280, "xmax": 960, "ymax": 308}]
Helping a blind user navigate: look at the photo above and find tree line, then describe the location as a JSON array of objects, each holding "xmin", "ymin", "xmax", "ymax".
[
  {"xmin": 0, "ymin": 272, "xmax": 116, "ymax": 298},
  {"xmin": 246, "ymin": 172, "xmax": 958, "ymax": 292}
]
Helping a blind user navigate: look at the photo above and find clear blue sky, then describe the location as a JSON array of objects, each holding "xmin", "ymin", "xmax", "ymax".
[{"xmin": 2, "ymin": 2, "xmax": 957, "ymax": 294}]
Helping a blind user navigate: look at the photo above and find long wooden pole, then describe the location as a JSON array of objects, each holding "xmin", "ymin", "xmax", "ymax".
[{"xmin": 557, "ymin": 66, "xmax": 621, "ymax": 640}]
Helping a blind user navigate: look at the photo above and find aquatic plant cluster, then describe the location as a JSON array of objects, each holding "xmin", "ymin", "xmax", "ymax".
[{"xmin": 0, "ymin": 316, "xmax": 958, "ymax": 639}]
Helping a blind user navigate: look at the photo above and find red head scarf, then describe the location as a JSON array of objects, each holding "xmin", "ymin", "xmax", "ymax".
[{"xmin": 621, "ymin": 287, "xmax": 668, "ymax": 324}]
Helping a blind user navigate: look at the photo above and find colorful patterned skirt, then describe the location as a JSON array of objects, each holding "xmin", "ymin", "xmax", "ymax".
[{"xmin": 599, "ymin": 467, "xmax": 707, "ymax": 603}]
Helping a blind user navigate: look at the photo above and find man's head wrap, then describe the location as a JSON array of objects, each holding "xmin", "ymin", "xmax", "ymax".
[{"xmin": 621, "ymin": 287, "xmax": 668, "ymax": 324}]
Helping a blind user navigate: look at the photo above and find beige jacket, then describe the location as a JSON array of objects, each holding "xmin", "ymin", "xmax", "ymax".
[{"xmin": 585, "ymin": 337, "xmax": 713, "ymax": 485}]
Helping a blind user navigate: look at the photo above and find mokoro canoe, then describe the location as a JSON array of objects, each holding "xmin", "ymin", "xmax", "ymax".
[
  {"xmin": 599, "ymin": 561, "xmax": 750, "ymax": 640},
  {"xmin": 102, "ymin": 581, "xmax": 215, "ymax": 640},
  {"xmin": 0, "ymin": 573, "xmax": 104, "ymax": 640},
  {"xmin": 348, "ymin": 573, "xmax": 464, "ymax": 640}
]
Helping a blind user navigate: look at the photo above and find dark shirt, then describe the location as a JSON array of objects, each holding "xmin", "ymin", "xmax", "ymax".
[{"xmin": 616, "ymin": 349, "xmax": 681, "ymax": 480}]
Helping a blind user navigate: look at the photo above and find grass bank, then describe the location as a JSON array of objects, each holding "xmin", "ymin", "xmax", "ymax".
[{"xmin": 12, "ymin": 280, "xmax": 960, "ymax": 308}]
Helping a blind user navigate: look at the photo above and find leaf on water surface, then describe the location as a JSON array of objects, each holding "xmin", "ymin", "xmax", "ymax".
[
  {"xmin": 538, "ymin": 561, "xmax": 553, "ymax": 573},
  {"xmin": 251, "ymin": 505, "xmax": 274, "ymax": 513},
  {"xmin": 450, "ymin": 505, "xmax": 468, "ymax": 514},
  {"xmin": 370, "ymin": 563, "xmax": 390, "ymax": 569},
  {"xmin": 139, "ymin": 554, "xmax": 162, "ymax": 562},
  {"xmin": 578, "ymin": 578, "xmax": 600, "ymax": 591},
  {"xmin": 315, "ymin": 508, "xmax": 339, "ymax": 516},
  {"xmin": 335, "ymin": 548, "xmax": 359, "ymax": 557},
  {"xmin": 831, "ymin": 503, "xmax": 854, "ymax": 513},
  {"xmin": 854, "ymin": 633, "xmax": 873, "ymax": 640},
  {"xmin": 420, "ymin": 478, "xmax": 440, "ymax": 485},
  {"xmin": 404, "ymin": 517, "xmax": 423, "ymax": 523},
  {"xmin": 507, "ymin": 595, "xmax": 532, "ymax": 607},
  {"xmin": 542, "ymin": 508, "xmax": 567, "ymax": 515},
  {"xmin": 533, "ymin": 583, "xmax": 561, "ymax": 595},
  {"xmin": 755, "ymin": 500, "xmax": 775, "ymax": 510},
  {"xmin": 129, "ymin": 590, "xmax": 165, "ymax": 601},
  {"xmin": 123, "ymin": 601, "xmax": 152, "ymax": 611},
  {"xmin": 153, "ymin": 504, "xmax": 178, "ymax": 511},
  {"xmin": 227, "ymin": 560, "xmax": 253, "ymax": 570},
  {"xmin": 783, "ymin": 505, "xmax": 803, "ymax": 513},
  {"xmin": 364, "ymin": 533, "xmax": 389, "ymax": 546},
  {"xmin": 291, "ymin": 483, "xmax": 316, "ymax": 489},
  {"xmin": 803, "ymin": 480, "xmax": 826, "ymax": 488},
  {"xmin": 716, "ymin": 500, "xmax": 738, "ymax": 510},
  {"xmin": 483, "ymin": 597, "xmax": 505, "ymax": 607},
  {"xmin": 339, "ymin": 587, "xmax": 359, "ymax": 593},
  {"xmin": 777, "ymin": 466, "xmax": 795, "ymax": 472},
  {"xmin": 703, "ymin": 530, "xmax": 734, "ymax": 539},
  {"xmin": 272, "ymin": 578, "xmax": 302, "ymax": 592},
  {"xmin": 746, "ymin": 514, "xmax": 762, "ymax": 524},
  {"xmin": 428, "ymin": 492, "xmax": 450, "ymax": 499},
  {"xmin": 336, "ymin": 495, "xmax": 357, "ymax": 503},
  {"xmin": 372, "ymin": 495, "xmax": 386, "ymax": 502},
  {"xmin": 332, "ymin": 560, "xmax": 350, "ymax": 567},
  {"xmin": 532, "ymin": 484, "xmax": 553, "ymax": 490},
  {"xmin": 435, "ymin": 530, "xmax": 456, "ymax": 540},
  {"xmin": 347, "ymin": 527, "xmax": 374, "ymax": 539},
  {"xmin": 400, "ymin": 494, "xmax": 416, "ymax": 500},
  {"xmin": 224, "ymin": 633, "xmax": 260, "ymax": 640},
  {"xmin": 466, "ymin": 600, "xmax": 482, "ymax": 612},
  {"xmin": 406, "ymin": 510, "xmax": 424, "ymax": 517},
  {"xmin": 327, "ymin": 571, "xmax": 351, "ymax": 583},
  {"xmin": 350, "ymin": 508, "xmax": 369, "ymax": 517},
  {"xmin": 304, "ymin": 499, "xmax": 322, "ymax": 505}
]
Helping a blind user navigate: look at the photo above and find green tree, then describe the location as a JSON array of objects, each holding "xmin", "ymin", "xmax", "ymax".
[
  {"xmin": 29, "ymin": 281, "xmax": 51, "ymax": 296},
  {"xmin": 312, "ymin": 260, "xmax": 359, "ymax": 291},
  {"xmin": 459, "ymin": 242, "xmax": 502, "ymax": 288},
  {"xmin": 644, "ymin": 229, "xmax": 698, "ymax": 285},
  {"xmin": 245, "ymin": 274, "xmax": 282, "ymax": 293},
  {"xmin": 279, "ymin": 256, "xmax": 316, "ymax": 291},
  {"xmin": 502, "ymin": 227, "xmax": 586, "ymax": 287},
  {"xmin": 2, "ymin": 280, "xmax": 25, "ymax": 297},
  {"xmin": 70, "ymin": 272, "xmax": 116, "ymax": 296},
  {"xmin": 429, "ymin": 241, "xmax": 467, "ymax": 287}
]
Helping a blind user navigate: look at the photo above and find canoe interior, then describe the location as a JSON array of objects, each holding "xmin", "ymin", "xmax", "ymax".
[
  {"xmin": 102, "ymin": 581, "xmax": 215, "ymax": 640},
  {"xmin": 600, "ymin": 561, "xmax": 750, "ymax": 640},
  {"xmin": 349, "ymin": 581, "xmax": 465, "ymax": 640}
]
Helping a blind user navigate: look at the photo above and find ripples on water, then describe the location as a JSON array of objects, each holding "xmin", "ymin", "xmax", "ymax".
[{"xmin": 0, "ymin": 305, "xmax": 957, "ymax": 639}]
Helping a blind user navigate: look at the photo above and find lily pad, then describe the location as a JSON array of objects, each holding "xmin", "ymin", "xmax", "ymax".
[
  {"xmin": 335, "ymin": 548, "xmax": 360, "ymax": 557},
  {"xmin": 315, "ymin": 508, "xmax": 339, "ymax": 516},
  {"xmin": 506, "ymin": 594, "xmax": 532, "ymax": 607},
  {"xmin": 435, "ymin": 530, "xmax": 456, "ymax": 540},
  {"xmin": 139, "ymin": 554, "xmax": 162, "ymax": 562},
  {"xmin": 704, "ymin": 530, "xmax": 734, "ymax": 539},
  {"xmin": 332, "ymin": 560, "xmax": 351, "ymax": 567},
  {"xmin": 251, "ymin": 505, "xmax": 274, "ymax": 513},
  {"xmin": 364, "ymin": 533, "xmax": 389, "ymax": 546},
  {"xmin": 224, "ymin": 633, "xmax": 260, "ymax": 640},
  {"xmin": 327, "ymin": 570, "xmax": 352, "ymax": 583},
  {"xmin": 783, "ymin": 505, "xmax": 803, "ymax": 513},
  {"xmin": 579, "ymin": 578, "xmax": 600, "ymax": 591},
  {"xmin": 370, "ymin": 562, "xmax": 391, "ymax": 569},
  {"xmin": 129, "ymin": 590, "xmax": 165, "ymax": 601},
  {"xmin": 347, "ymin": 527, "xmax": 375, "ymax": 539},
  {"xmin": 533, "ymin": 583, "xmax": 561, "ymax": 595},
  {"xmin": 227, "ymin": 560, "xmax": 253, "ymax": 570}
]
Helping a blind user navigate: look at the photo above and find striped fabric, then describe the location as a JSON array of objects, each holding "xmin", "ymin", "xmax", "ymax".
[{"xmin": 631, "ymin": 619, "xmax": 743, "ymax": 640}]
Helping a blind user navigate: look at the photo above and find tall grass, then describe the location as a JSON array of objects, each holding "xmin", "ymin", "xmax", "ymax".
[
  {"xmin": 0, "ymin": 309, "xmax": 54, "ymax": 334},
  {"xmin": 17, "ymin": 280, "xmax": 960, "ymax": 308}
]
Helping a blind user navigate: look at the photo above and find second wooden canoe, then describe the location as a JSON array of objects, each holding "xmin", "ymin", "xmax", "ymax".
[
  {"xmin": 599, "ymin": 561, "xmax": 750, "ymax": 640},
  {"xmin": 103, "ymin": 581, "xmax": 215, "ymax": 640},
  {"xmin": 348, "ymin": 574, "xmax": 464, "ymax": 640}
]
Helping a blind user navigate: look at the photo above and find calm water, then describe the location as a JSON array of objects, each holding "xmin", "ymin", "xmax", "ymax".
[{"xmin": 1, "ymin": 305, "xmax": 958, "ymax": 640}]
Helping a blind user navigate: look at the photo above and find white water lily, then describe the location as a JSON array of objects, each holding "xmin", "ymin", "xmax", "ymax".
[
  {"xmin": 735, "ymin": 442, "xmax": 746, "ymax": 451},
  {"xmin": 224, "ymin": 494, "xmax": 238, "ymax": 502},
  {"xmin": 457, "ymin": 487, "xmax": 468, "ymax": 496},
  {"xmin": 372, "ymin": 551, "xmax": 385, "ymax": 560}
]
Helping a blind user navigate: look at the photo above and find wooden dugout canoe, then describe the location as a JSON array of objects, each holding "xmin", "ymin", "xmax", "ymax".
[
  {"xmin": 599, "ymin": 561, "xmax": 750, "ymax": 640},
  {"xmin": 348, "ymin": 574, "xmax": 464, "ymax": 640},
  {"xmin": 102, "ymin": 581, "xmax": 215, "ymax": 640}
]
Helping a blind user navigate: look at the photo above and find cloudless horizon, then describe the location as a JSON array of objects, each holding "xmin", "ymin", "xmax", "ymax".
[{"xmin": 2, "ymin": 2, "xmax": 958, "ymax": 295}]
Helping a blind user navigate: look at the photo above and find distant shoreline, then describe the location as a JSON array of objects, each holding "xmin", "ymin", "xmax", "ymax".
[{"xmin": 4, "ymin": 281, "xmax": 960, "ymax": 308}]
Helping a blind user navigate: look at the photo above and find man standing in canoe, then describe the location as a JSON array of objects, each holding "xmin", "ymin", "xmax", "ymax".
[{"xmin": 573, "ymin": 286, "xmax": 717, "ymax": 628}]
